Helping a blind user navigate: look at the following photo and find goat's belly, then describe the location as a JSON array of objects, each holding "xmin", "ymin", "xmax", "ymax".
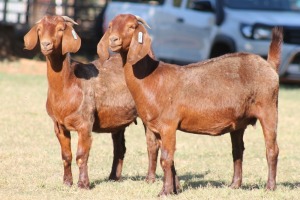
[
  {"xmin": 179, "ymin": 115, "xmax": 256, "ymax": 136},
  {"xmin": 94, "ymin": 106, "xmax": 137, "ymax": 131},
  {"xmin": 179, "ymin": 119, "xmax": 235, "ymax": 136},
  {"xmin": 176, "ymin": 102, "xmax": 251, "ymax": 135}
]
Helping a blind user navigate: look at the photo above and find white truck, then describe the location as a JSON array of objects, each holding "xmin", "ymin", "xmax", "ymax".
[{"xmin": 103, "ymin": 0, "xmax": 300, "ymax": 81}]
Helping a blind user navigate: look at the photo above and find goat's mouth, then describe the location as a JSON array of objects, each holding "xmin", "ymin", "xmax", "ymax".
[
  {"xmin": 41, "ymin": 48, "xmax": 53, "ymax": 55},
  {"xmin": 109, "ymin": 45, "xmax": 122, "ymax": 52}
]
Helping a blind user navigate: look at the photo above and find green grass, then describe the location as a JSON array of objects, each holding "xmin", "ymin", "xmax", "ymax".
[{"xmin": 0, "ymin": 71, "xmax": 300, "ymax": 200}]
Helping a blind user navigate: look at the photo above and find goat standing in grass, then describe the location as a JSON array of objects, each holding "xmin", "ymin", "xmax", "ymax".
[
  {"xmin": 24, "ymin": 15, "xmax": 159, "ymax": 189},
  {"xmin": 97, "ymin": 14, "xmax": 282, "ymax": 196}
]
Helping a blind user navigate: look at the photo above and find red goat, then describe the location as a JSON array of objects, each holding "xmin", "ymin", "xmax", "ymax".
[
  {"xmin": 97, "ymin": 14, "xmax": 282, "ymax": 196},
  {"xmin": 23, "ymin": 15, "xmax": 159, "ymax": 189}
]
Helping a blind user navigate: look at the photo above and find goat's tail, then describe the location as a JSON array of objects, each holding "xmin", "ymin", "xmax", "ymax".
[{"xmin": 267, "ymin": 27, "xmax": 283, "ymax": 73}]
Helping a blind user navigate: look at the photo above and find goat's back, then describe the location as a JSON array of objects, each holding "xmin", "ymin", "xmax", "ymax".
[
  {"xmin": 138, "ymin": 53, "xmax": 278, "ymax": 135},
  {"xmin": 181, "ymin": 53, "xmax": 277, "ymax": 88}
]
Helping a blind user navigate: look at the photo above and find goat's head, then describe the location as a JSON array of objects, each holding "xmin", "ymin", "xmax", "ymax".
[
  {"xmin": 24, "ymin": 15, "xmax": 81, "ymax": 56},
  {"xmin": 97, "ymin": 14, "xmax": 151, "ymax": 65}
]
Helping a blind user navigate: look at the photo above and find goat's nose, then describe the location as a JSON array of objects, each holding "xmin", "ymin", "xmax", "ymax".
[
  {"xmin": 41, "ymin": 41, "xmax": 51, "ymax": 48},
  {"xmin": 109, "ymin": 35, "xmax": 120, "ymax": 43}
]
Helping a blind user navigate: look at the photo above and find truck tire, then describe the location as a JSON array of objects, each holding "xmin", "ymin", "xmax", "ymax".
[
  {"xmin": 210, "ymin": 43, "xmax": 232, "ymax": 58},
  {"xmin": 209, "ymin": 35, "xmax": 236, "ymax": 58}
]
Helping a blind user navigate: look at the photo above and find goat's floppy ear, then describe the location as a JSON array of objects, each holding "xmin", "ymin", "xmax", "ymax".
[
  {"xmin": 97, "ymin": 30, "xmax": 110, "ymax": 64},
  {"xmin": 62, "ymin": 24, "xmax": 81, "ymax": 55},
  {"xmin": 24, "ymin": 25, "xmax": 38, "ymax": 50},
  {"xmin": 127, "ymin": 24, "xmax": 151, "ymax": 65}
]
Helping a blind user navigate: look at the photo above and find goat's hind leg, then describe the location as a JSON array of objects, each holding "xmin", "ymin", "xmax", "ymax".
[
  {"xmin": 258, "ymin": 106, "xmax": 279, "ymax": 190},
  {"xmin": 76, "ymin": 127, "xmax": 93, "ymax": 189},
  {"xmin": 109, "ymin": 129, "xmax": 126, "ymax": 181},
  {"xmin": 229, "ymin": 129, "xmax": 245, "ymax": 189},
  {"xmin": 55, "ymin": 122, "xmax": 73, "ymax": 186}
]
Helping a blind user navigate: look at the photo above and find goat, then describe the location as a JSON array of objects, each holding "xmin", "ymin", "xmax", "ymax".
[
  {"xmin": 23, "ymin": 15, "xmax": 159, "ymax": 189},
  {"xmin": 97, "ymin": 14, "xmax": 282, "ymax": 196}
]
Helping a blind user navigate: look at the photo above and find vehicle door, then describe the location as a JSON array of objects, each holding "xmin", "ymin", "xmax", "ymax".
[{"xmin": 154, "ymin": 0, "xmax": 217, "ymax": 63}]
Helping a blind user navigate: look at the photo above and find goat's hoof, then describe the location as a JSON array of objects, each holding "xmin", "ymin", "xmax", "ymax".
[
  {"xmin": 158, "ymin": 191, "xmax": 170, "ymax": 197},
  {"xmin": 229, "ymin": 182, "xmax": 241, "ymax": 189},
  {"xmin": 145, "ymin": 175, "xmax": 156, "ymax": 183},
  {"xmin": 158, "ymin": 186, "xmax": 176, "ymax": 197},
  {"xmin": 108, "ymin": 174, "xmax": 121, "ymax": 181},
  {"xmin": 77, "ymin": 181, "xmax": 90, "ymax": 189},
  {"xmin": 63, "ymin": 175, "xmax": 73, "ymax": 187},
  {"xmin": 266, "ymin": 182, "xmax": 276, "ymax": 191},
  {"xmin": 63, "ymin": 180, "xmax": 73, "ymax": 187}
]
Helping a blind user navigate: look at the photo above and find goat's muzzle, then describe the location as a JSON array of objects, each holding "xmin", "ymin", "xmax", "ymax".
[
  {"xmin": 109, "ymin": 35, "xmax": 122, "ymax": 52},
  {"xmin": 40, "ymin": 40, "xmax": 54, "ymax": 55}
]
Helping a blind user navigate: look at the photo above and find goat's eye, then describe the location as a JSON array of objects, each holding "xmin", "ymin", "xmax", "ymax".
[
  {"xmin": 58, "ymin": 27, "xmax": 64, "ymax": 32},
  {"xmin": 129, "ymin": 25, "xmax": 136, "ymax": 30}
]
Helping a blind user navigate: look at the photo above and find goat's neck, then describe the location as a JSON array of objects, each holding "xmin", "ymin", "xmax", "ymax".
[
  {"xmin": 46, "ymin": 52, "xmax": 73, "ymax": 92},
  {"xmin": 120, "ymin": 51, "xmax": 128, "ymax": 66},
  {"xmin": 127, "ymin": 54, "xmax": 158, "ymax": 77},
  {"xmin": 122, "ymin": 53, "xmax": 159, "ymax": 121},
  {"xmin": 123, "ymin": 53, "xmax": 159, "ymax": 92}
]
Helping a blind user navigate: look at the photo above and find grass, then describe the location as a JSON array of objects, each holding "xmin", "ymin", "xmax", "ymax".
[{"xmin": 0, "ymin": 63, "xmax": 300, "ymax": 199}]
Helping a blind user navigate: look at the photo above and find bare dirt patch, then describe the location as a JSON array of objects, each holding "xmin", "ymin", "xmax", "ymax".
[{"xmin": 0, "ymin": 58, "xmax": 46, "ymax": 75}]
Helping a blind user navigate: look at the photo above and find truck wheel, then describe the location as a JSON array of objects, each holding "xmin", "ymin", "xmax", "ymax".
[{"xmin": 210, "ymin": 43, "xmax": 232, "ymax": 58}]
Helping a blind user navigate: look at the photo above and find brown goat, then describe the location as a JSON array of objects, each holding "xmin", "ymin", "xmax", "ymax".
[
  {"xmin": 23, "ymin": 15, "xmax": 159, "ymax": 189},
  {"xmin": 97, "ymin": 14, "xmax": 282, "ymax": 196}
]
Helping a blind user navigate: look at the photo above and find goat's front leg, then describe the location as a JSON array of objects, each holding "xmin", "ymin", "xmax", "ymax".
[
  {"xmin": 109, "ymin": 129, "xmax": 126, "ymax": 181},
  {"xmin": 158, "ymin": 127, "xmax": 180, "ymax": 196},
  {"xmin": 76, "ymin": 127, "xmax": 92, "ymax": 189},
  {"xmin": 145, "ymin": 127, "xmax": 160, "ymax": 183},
  {"xmin": 55, "ymin": 122, "xmax": 73, "ymax": 186},
  {"xmin": 230, "ymin": 129, "xmax": 245, "ymax": 189}
]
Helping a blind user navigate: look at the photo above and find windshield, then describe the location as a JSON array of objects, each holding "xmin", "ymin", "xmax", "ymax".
[{"xmin": 224, "ymin": 0, "xmax": 300, "ymax": 11}]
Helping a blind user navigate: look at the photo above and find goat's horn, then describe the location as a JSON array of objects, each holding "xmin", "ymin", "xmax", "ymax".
[
  {"xmin": 35, "ymin": 18, "xmax": 42, "ymax": 24},
  {"xmin": 135, "ymin": 15, "xmax": 151, "ymax": 29},
  {"xmin": 62, "ymin": 16, "xmax": 78, "ymax": 25}
]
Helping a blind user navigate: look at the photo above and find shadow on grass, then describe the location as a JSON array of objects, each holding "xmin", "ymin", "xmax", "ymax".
[
  {"xmin": 181, "ymin": 179, "xmax": 226, "ymax": 190},
  {"xmin": 179, "ymin": 171, "xmax": 226, "ymax": 190},
  {"xmin": 182, "ymin": 179, "xmax": 263, "ymax": 191},
  {"xmin": 240, "ymin": 182, "xmax": 300, "ymax": 190},
  {"xmin": 90, "ymin": 171, "xmax": 224, "ymax": 190},
  {"xmin": 90, "ymin": 174, "xmax": 150, "ymax": 189},
  {"xmin": 90, "ymin": 179, "xmax": 107, "ymax": 189},
  {"xmin": 90, "ymin": 172, "xmax": 300, "ymax": 191},
  {"xmin": 240, "ymin": 184, "xmax": 264, "ymax": 190},
  {"xmin": 279, "ymin": 182, "xmax": 300, "ymax": 189}
]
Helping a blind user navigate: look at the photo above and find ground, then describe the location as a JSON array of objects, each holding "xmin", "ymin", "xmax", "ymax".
[
  {"xmin": 0, "ymin": 58, "xmax": 46, "ymax": 75},
  {"xmin": 0, "ymin": 55, "xmax": 91, "ymax": 75},
  {"xmin": 0, "ymin": 58, "xmax": 300, "ymax": 199}
]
